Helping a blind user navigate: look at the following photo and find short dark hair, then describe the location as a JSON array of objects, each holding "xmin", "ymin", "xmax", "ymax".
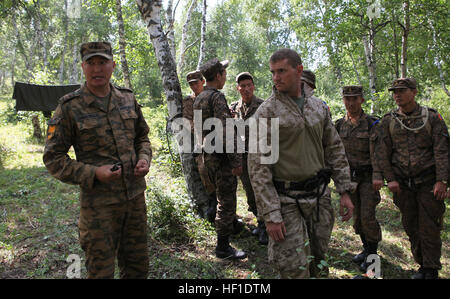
[{"xmin": 269, "ymin": 48, "xmax": 302, "ymax": 68}]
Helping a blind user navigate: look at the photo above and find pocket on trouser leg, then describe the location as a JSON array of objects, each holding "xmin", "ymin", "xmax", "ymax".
[{"xmin": 268, "ymin": 204, "xmax": 310, "ymax": 279}]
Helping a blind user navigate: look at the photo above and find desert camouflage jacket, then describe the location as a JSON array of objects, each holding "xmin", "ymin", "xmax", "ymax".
[{"xmin": 248, "ymin": 86, "xmax": 355, "ymax": 223}]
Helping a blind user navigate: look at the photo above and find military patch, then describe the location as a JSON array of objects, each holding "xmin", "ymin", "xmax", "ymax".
[{"xmin": 47, "ymin": 118, "xmax": 60, "ymax": 140}]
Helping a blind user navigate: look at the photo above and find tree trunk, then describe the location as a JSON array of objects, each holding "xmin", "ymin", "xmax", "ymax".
[
  {"xmin": 136, "ymin": 0, "xmax": 212, "ymax": 215},
  {"xmin": 400, "ymin": 0, "xmax": 410, "ymax": 78},
  {"xmin": 11, "ymin": 9, "xmax": 18, "ymax": 87},
  {"xmin": 59, "ymin": 0, "xmax": 69, "ymax": 84},
  {"xmin": 116, "ymin": 0, "xmax": 132, "ymax": 89},
  {"xmin": 428, "ymin": 17, "xmax": 450, "ymax": 96},
  {"xmin": 32, "ymin": 115, "xmax": 42, "ymax": 139},
  {"xmin": 197, "ymin": 0, "xmax": 207, "ymax": 69},
  {"xmin": 33, "ymin": 0, "xmax": 48, "ymax": 71},
  {"xmin": 166, "ymin": 0, "xmax": 176, "ymax": 64},
  {"xmin": 362, "ymin": 29, "xmax": 377, "ymax": 100},
  {"xmin": 391, "ymin": 10, "xmax": 400, "ymax": 78},
  {"xmin": 70, "ymin": 41, "xmax": 79, "ymax": 84},
  {"xmin": 178, "ymin": 0, "xmax": 197, "ymax": 72}
]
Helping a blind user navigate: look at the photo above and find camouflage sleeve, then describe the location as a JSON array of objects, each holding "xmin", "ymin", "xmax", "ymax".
[
  {"xmin": 378, "ymin": 115, "xmax": 396, "ymax": 182},
  {"xmin": 134, "ymin": 98, "xmax": 152, "ymax": 165},
  {"xmin": 430, "ymin": 111, "xmax": 449, "ymax": 182},
  {"xmin": 370, "ymin": 120, "xmax": 383, "ymax": 181},
  {"xmin": 247, "ymin": 103, "xmax": 283, "ymax": 223},
  {"xmin": 322, "ymin": 104, "xmax": 356, "ymax": 194},
  {"xmin": 43, "ymin": 103, "xmax": 97, "ymax": 189},
  {"xmin": 213, "ymin": 93, "xmax": 242, "ymax": 169}
]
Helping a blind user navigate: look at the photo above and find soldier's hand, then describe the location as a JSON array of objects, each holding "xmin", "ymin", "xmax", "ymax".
[
  {"xmin": 134, "ymin": 159, "xmax": 150, "ymax": 177},
  {"xmin": 387, "ymin": 181, "xmax": 401, "ymax": 194},
  {"xmin": 339, "ymin": 192, "xmax": 354, "ymax": 222},
  {"xmin": 95, "ymin": 164, "xmax": 122, "ymax": 183},
  {"xmin": 433, "ymin": 181, "xmax": 447, "ymax": 201},
  {"xmin": 372, "ymin": 179, "xmax": 383, "ymax": 191},
  {"xmin": 232, "ymin": 166, "xmax": 243, "ymax": 176},
  {"xmin": 266, "ymin": 221, "xmax": 286, "ymax": 242}
]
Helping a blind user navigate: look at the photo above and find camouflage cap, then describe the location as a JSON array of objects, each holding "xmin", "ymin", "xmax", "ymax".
[
  {"xmin": 236, "ymin": 72, "xmax": 253, "ymax": 83},
  {"xmin": 199, "ymin": 58, "xmax": 229, "ymax": 80},
  {"xmin": 301, "ymin": 69, "xmax": 316, "ymax": 89},
  {"xmin": 186, "ymin": 70, "xmax": 203, "ymax": 83},
  {"xmin": 342, "ymin": 85, "xmax": 364, "ymax": 97},
  {"xmin": 80, "ymin": 42, "xmax": 113, "ymax": 61},
  {"xmin": 388, "ymin": 78, "xmax": 417, "ymax": 91}
]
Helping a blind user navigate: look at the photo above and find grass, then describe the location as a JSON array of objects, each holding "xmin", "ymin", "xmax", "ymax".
[{"xmin": 0, "ymin": 97, "xmax": 448, "ymax": 279}]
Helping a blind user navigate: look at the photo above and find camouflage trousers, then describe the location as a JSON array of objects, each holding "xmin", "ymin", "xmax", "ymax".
[
  {"xmin": 205, "ymin": 155, "xmax": 237, "ymax": 237},
  {"xmin": 393, "ymin": 181, "xmax": 446, "ymax": 270},
  {"xmin": 350, "ymin": 178, "xmax": 382, "ymax": 243},
  {"xmin": 78, "ymin": 192, "xmax": 149, "ymax": 279},
  {"xmin": 182, "ymin": 152, "xmax": 213, "ymax": 217},
  {"xmin": 241, "ymin": 154, "xmax": 261, "ymax": 221},
  {"xmin": 268, "ymin": 187, "xmax": 334, "ymax": 278}
]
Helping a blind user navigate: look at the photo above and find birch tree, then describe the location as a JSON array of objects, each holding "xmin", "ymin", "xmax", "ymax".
[
  {"xmin": 116, "ymin": 0, "xmax": 132, "ymax": 89},
  {"xmin": 177, "ymin": 0, "xmax": 198, "ymax": 73},
  {"xmin": 136, "ymin": 0, "xmax": 212, "ymax": 212},
  {"xmin": 197, "ymin": 0, "xmax": 207, "ymax": 69}
]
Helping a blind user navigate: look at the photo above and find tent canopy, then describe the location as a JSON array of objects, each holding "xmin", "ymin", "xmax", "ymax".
[{"xmin": 13, "ymin": 82, "xmax": 80, "ymax": 112}]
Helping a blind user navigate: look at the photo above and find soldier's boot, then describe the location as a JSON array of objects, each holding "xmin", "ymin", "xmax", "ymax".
[
  {"xmin": 215, "ymin": 235, "xmax": 247, "ymax": 260},
  {"xmin": 411, "ymin": 267, "xmax": 439, "ymax": 279},
  {"xmin": 251, "ymin": 220, "xmax": 264, "ymax": 236},
  {"xmin": 360, "ymin": 242, "xmax": 378, "ymax": 273},
  {"xmin": 232, "ymin": 217, "xmax": 245, "ymax": 235},
  {"xmin": 352, "ymin": 234, "xmax": 368, "ymax": 264}
]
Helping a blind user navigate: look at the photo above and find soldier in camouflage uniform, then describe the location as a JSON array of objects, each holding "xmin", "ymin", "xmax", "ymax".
[
  {"xmin": 43, "ymin": 42, "xmax": 151, "ymax": 279},
  {"xmin": 335, "ymin": 86, "xmax": 382, "ymax": 273},
  {"xmin": 182, "ymin": 70, "xmax": 216, "ymax": 222},
  {"xmin": 229, "ymin": 72, "xmax": 267, "ymax": 245},
  {"xmin": 248, "ymin": 49, "xmax": 356, "ymax": 278},
  {"xmin": 377, "ymin": 78, "xmax": 449, "ymax": 279},
  {"xmin": 193, "ymin": 58, "xmax": 246, "ymax": 259}
]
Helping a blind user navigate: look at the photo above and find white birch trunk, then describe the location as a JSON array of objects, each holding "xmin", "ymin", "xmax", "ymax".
[
  {"xmin": 166, "ymin": 0, "xmax": 177, "ymax": 64},
  {"xmin": 136, "ymin": 0, "xmax": 213, "ymax": 216},
  {"xmin": 178, "ymin": 0, "xmax": 197, "ymax": 72},
  {"xmin": 197, "ymin": 0, "xmax": 207, "ymax": 69}
]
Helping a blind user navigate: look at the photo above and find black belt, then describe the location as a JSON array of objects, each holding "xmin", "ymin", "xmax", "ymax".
[
  {"xmin": 273, "ymin": 169, "xmax": 332, "ymax": 221},
  {"xmin": 396, "ymin": 167, "xmax": 436, "ymax": 190}
]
